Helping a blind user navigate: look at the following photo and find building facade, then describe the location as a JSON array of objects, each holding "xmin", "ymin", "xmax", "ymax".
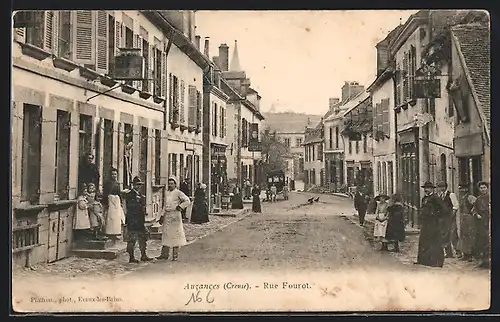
[
  {"xmin": 323, "ymin": 108, "xmax": 345, "ymax": 192},
  {"xmin": 303, "ymin": 121, "xmax": 324, "ymax": 189},
  {"xmin": 11, "ymin": 10, "xmax": 208, "ymax": 266},
  {"xmin": 449, "ymin": 22, "xmax": 490, "ymax": 195}
]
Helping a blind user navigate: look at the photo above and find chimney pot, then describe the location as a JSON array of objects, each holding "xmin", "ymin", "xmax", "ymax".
[
  {"xmin": 195, "ymin": 35, "xmax": 201, "ymax": 50},
  {"xmin": 204, "ymin": 37, "xmax": 210, "ymax": 57}
]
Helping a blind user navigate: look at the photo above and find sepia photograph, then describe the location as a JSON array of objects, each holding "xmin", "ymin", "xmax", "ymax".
[{"xmin": 11, "ymin": 9, "xmax": 491, "ymax": 313}]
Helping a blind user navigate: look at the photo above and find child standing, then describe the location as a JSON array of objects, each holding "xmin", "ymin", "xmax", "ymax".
[
  {"xmin": 74, "ymin": 184, "xmax": 91, "ymax": 241},
  {"xmin": 87, "ymin": 183, "xmax": 105, "ymax": 240}
]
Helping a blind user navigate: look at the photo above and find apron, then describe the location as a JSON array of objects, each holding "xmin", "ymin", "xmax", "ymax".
[
  {"xmin": 162, "ymin": 210, "xmax": 187, "ymax": 247},
  {"xmin": 105, "ymin": 195, "xmax": 125, "ymax": 236}
]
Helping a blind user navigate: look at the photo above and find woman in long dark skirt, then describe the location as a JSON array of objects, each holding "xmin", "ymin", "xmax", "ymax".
[
  {"xmin": 386, "ymin": 193, "xmax": 406, "ymax": 252},
  {"xmin": 232, "ymin": 184, "xmax": 244, "ymax": 209},
  {"xmin": 190, "ymin": 184, "xmax": 209, "ymax": 224},
  {"xmin": 251, "ymin": 185, "xmax": 262, "ymax": 213}
]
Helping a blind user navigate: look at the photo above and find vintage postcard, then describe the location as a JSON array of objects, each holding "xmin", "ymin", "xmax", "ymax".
[{"xmin": 11, "ymin": 9, "xmax": 491, "ymax": 313}]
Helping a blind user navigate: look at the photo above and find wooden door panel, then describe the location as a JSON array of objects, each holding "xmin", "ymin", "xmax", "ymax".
[
  {"xmin": 57, "ymin": 209, "xmax": 69, "ymax": 260},
  {"xmin": 47, "ymin": 211, "xmax": 59, "ymax": 263}
]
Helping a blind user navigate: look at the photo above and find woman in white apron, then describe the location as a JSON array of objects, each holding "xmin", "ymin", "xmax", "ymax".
[
  {"xmin": 156, "ymin": 176, "xmax": 191, "ymax": 261},
  {"xmin": 373, "ymin": 194, "xmax": 390, "ymax": 251},
  {"xmin": 103, "ymin": 168, "xmax": 127, "ymax": 241}
]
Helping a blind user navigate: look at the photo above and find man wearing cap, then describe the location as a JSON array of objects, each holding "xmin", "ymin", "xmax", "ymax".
[
  {"xmin": 156, "ymin": 176, "xmax": 191, "ymax": 261},
  {"xmin": 437, "ymin": 182, "xmax": 459, "ymax": 258},
  {"xmin": 124, "ymin": 176, "xmax": 153, "ymax": 263},
  {"xmin": 416, "ymin": 181, "xmax": 446, "ymax": 267},
  {"xmin": 473, "ymin": 181, "xmax": 490, "ymax": 269}
]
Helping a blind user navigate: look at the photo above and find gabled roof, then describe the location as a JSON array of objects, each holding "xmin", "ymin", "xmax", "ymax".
[
  {"xmin": 325, "ymin": 91, "xmax": 370, "ymax": 121},
  {"xmin": 451, "ymin": 23, "xmax": 490, "ymax": 134}
]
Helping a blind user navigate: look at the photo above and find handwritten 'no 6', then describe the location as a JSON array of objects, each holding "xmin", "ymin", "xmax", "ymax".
[{"xmin": 185, "ymin": 289, "xmax": 215, "ymax": 306}]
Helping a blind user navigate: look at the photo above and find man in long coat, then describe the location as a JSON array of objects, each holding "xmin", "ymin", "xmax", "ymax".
[
  {"xmin": 354, "ymin": 187, "xmax": 369, "ymax": 226},
  {"xmin": 124, "ymin": 176, "xmax": 153, "ymax": 263},
  {"xmin": 78, "ymin": 153, "xmax": 100, "ymax": 188},
  {"xmin": 474, "ymin": 181, "xmax": 490, "ymax": 269},
  {"xmin": 416, "ymin": 181, "xmax": 447, "ymax": 267},
  {"xmin": 437, "ymin": 182, "xmax": 459, "ymax": 258}
]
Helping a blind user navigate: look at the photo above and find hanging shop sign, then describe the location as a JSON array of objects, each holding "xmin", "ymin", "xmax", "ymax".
[
  {"xmin": 113, "ymin": 48, "xmax": 144, "ymax": 81},
  {"xmin": 248, "ymin": 123, "xmax": 262, "ymax": 152}
]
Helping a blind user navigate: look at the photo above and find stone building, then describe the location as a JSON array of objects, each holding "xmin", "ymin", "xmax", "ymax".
[
  {"xmin": 11, "ymin": 10, "xmax": 209, "ymax": 265},
  {"xmin": 303, "ymin": 121, "xmax": 324, "ymax": 189}
]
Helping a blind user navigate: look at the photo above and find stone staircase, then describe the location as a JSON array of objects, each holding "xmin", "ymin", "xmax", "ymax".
[{"xmin": 72, "ymin": 238, "xmax": 127, "ymax": 260}]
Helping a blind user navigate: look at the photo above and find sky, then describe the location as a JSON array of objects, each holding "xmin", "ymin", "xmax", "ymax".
[{"xmin": 195, "ymin": 10, "xmax": 418, "ymax": 115}]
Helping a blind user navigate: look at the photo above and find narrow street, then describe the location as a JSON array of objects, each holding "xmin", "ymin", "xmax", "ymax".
[{"xmin": 13, "ymin": 193, "xmax": 490, "ymax": 312}]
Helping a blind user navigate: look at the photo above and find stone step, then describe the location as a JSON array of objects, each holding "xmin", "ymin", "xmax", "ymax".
[
  {"xmin": 72, "ymin": 242, "xmax": 127, "ymax": 260},
  {"xmin": 72, "ymin": 239, "xmax": 116, "ymax": 250}
]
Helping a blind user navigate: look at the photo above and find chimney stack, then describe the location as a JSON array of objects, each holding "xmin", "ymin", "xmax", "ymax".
[
  {"xmin": 195, "ymin": 35, "xmax": 201, "ymax": 50},
  {"xmin": 341, "ymin": 81, "xmax": 364, "ymax": 104},
  {"xmin": 204, "ymin": 37, "xmax": 210, "ymax": 57},
  {"xmin": 218, "ymin": 43, "xmax": 229, "ymax": 71},
  {"xmin": 329, "ymin": 97, "xmax": 340, "ymax": 113}
]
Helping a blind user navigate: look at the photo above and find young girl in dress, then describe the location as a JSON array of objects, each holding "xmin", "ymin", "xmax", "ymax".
[
  {"xmin": 74, "ymin": 184, "xmax": 91, "ymax": 241},
  {"xmin": 87, "ymin": 183, "xmax": 105, "ymax": 240},
  {"xmin": 373, "ymin": 194, "xmax": 390, "ymax": 251}
]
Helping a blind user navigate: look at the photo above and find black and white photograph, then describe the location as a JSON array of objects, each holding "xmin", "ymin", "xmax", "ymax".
[{"xmin": 11, "ymin": 9, "xmax": 491, "ymax": 312}]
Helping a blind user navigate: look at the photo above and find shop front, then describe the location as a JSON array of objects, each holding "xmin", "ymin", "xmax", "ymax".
[
  {"xmin": 211, "ymin": 144, "xmax": 228, "ymax": 195},
  {"xmin": 454, "ymin": 132, "xmax": 486, "ymax": 196}
]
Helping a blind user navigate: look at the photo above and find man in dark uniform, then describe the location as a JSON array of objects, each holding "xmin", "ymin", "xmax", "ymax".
[
  {"xmin": 124, "ymin": 176, "xmax": 153, "ymax": 263},
  {"xmin": 179, "ymin": 178, "xmax": 191, "ymax": 221},
  {"xmin": 416, "ymin": 181, "xmax": 446, "ymax": 267},
  {"xmin": 354, "ymin": 186, "xmax": 369, "ymax": 226}
]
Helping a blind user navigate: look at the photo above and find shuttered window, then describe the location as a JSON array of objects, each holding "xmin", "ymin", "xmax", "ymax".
[
  {"xmin": 168, "ymin": 73, "xmax": 174, "ymax": 122},
  {"xmin": 409, "ymin": 46, "xmax": 417, "ymax": 100},
  {"xmin": 213, "ymin": 102, "xmax": 218, "ymax": 137},
  {"xmin": 95, "ymin": 10, "xmax": 108, "ymax": 74},
  {"xmin": 382, "ymin": 98, "xmax": 390, "ymax": 137},
  {"xmin": 142, "ymin": 37, "xmax": 150, "ymax": 92},
  {"xmin": 395, "ymin": 63, "xmax": 402, "ymax": 106},
  {"xmin": 154, "ymin": 46, "xmax": 162, "ymax": 97},
  {"xmin": 154, "ymin": 129, "xmax": 161, "ymax": 185},
  {"xmin": 196, "ymin": 91, "xmax": 202, "ymax": 129},
  {"xmin": 219, "ymin": 105, "xmax": 224, "ymax": 138},
  {"xmin": 21, "ymin": 104, "xmax": 42, "ymax": 203},
  {"xmin": 180, "ymin": 80, "xmax": 186, "ymax": 123},
  {"xmin": 54, "ymin": 110, "xmax": 71, "ymax": 200},
  {"xmin": 72, "ymin": 10, "xmax": 96, "ymax": 65},
  {"xmin": 188, "ymin": 85, "xmax": 197, "ymax": 128}
]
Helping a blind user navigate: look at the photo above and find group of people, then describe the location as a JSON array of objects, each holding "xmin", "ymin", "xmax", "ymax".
[
  {"xmin": 231, "ymin": 182, "xmax": 262, "ymax": 213},
  {"xmin": 353, "ymin": 180, "xmax": 491, "ymax": 269},
  {"xmin": 74, "ymin": 153, "xmax": 215, "ymax": 263}
]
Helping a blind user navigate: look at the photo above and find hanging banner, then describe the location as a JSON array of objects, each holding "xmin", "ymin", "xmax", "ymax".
[{"xmin": 248, "ymin": 123, "xmax": 262, "ymax": 152}]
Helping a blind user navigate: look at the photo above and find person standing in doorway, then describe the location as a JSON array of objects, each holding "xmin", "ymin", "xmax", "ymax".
[
  {"xmin": 78, "ymin": 153, "xmax": 100, "ymax": 189},
  {"xmin": 437, "ymin": 182, "xmax": 459, "ymax": 258},
  {"xmin": 156, "ymin": 176, "xmax": 191, "ymax": 261},
  {"xmin": 473, "ymin": 181, "xmax": 490, "ymax": 269},
  {"xmin": 103, "ymin": 168, "xmax": 127, "ymax": 241},
  {"xmin": 179, "ymin": 178, "xmax": 191, "ymax": 222},
  {"xmin": 458, "ymin": 184, "xmax": 477, "ymax": 262},
  {"xmin": 124, "ymin": 176, "xmax": 153, "ymax": 263},
  {"xmin": 354, "ymin": 187, "xmax": 369, "ymax": 226},
  {"xmin": 415, "ymin": 181, "xmax": 446, "ymax": 267},
  {"xmin": 245, "ymin": 178, "xmax": 252, "ymax": 200}
]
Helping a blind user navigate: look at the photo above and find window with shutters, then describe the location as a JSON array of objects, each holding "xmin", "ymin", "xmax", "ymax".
[
  {"xmin": 363, "ymin": 134, "xmax": 367, "ymax": 153},
  {"xmin": 54, "ymin": 110, "xmax": 71, "ymax": 200},
  {"xmin": 318, "ymin": 143, "xmax": 323, "ymax": 161},
  {"xmin": 102, "ymin": 119, "xmax": 113, "ymax": 184},
  {"xmin": 296, "ymin": 137, "xmax": 302, "ymax": 147},
  {"xmin": 212, "ymin": 102, "xmax": 218, "ymax": 137},
  {"xmin": 21, "ymin": 11, "xmax": 45, "ymax": 49},
  {"xmin": 107, "ymin": 15, "xmax": 116, "ymax": 75},
  {"xmin": 355, "ymin": 139, "xmax": 359, "ymax": 154},
  {"xmin": 154, "ymin": 130, "xmax": 161, "ymax": 185},
  {"xmin": 395, "ymin": 63, "xmax": 402, "ymax": 106},
  {"xmin": 221, "ymin": 107, "xmax": 226, "ymax": 138},
  {"xmin": 409, "ymin": 46, "xmax": 417, "ymax": 100},
  {"xmin": 328, "ymin": 127, "xmax": 333, "ymax": 149},
  {"xmin": 170, "ymin": 75, "xmax": 179, "ymax": 123},
  {"xmin": 79, "ymin": 114, "xmax": 93, "ymax": 159},
  {"xmin": 402, "ymin": 52, "xmax": 409, "ymax": 101},
  {"xmin": 242, "ymin": 118, "xmax": 247, "ymax": 147},
  {"xmin": 348, "ymin": 139, "xmax": 352, "ymax": 154},
  {"xmin": 170, "ymin": 153, "xmax": 177, "ymax": 177},
  {"xmin": 180, "ymin": 80, "xmax": 186, "ymax": 123},
  {"xmin": 56, "ymin": 11, "xmax": 72, "ymax": 59},
  {"xmin": 21, "ymin": 104, "xmax": 42, "ymax": 203},
  {"xmin": 122, "ymin": 25, "xmax": 134, "ymax": 85},
  {"xmin": 154, "ymin": 47, "xmax": 162, "ymax": 97},
  {"xmin": 284, "ymin": 138, "xmax": 290, "ymax": 148},
  {"xmin": 187, "ymin": 85, "xmax": 196, "ymax": 128}
]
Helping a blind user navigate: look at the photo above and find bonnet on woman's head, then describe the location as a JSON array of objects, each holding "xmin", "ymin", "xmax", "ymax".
[{"xmin": 168, "ymin": 176, "xmax": 177, "ymax": 184}]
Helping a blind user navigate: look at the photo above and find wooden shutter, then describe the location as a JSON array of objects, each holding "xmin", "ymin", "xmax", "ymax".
[
  {"xmin": 377, "ymin": 103, "xmax": 383, "ymax": 132},
  {"xmin": 373, "ymin": 103, "xmax": 378, "ymax": 132},
  {"xmin": 14, "ymin": 27, "xmax": 26, "ymax": 43},
  {"xmin": 95, "ymin": 10, "xmax": 109, "ymax": 74},
  {"xmin": 382, "ymin": 99, "xmax": 390, "ymax": 137},
  {"xmin": 149, "ymin": 44, "xmax": 155, "ymax": 95},
  {"xmin": 132, "ymin": 34, "xmax": 141, "ymax": 89},
  {"xmin": 115, "ymin": 20, "xmax": 122, "ymax": 52},
  {"xmin": 180, "ymin": 80, "xmax": 185, "ymax": 124},
  {"xmin": 223, "ymin": 107, "xmax": 227, "ymax": 138},
  {"xmin": 43, "ymin": 11, "xmax": 54, "ymax": 52},
  {"xmin": 188, "ymin": 85, "xmax": 196, "ymax": 127},
  {"xmin": 168, "ymin": 73, "xmax": 173, "ymax": 122},
  {"xmin": 52, "ymin": 11, "xmax": 60, "ymax": 55},
  {"xmin": 72, "ymin": 10, "xmax": 96, "ymax": 64},
  {"xmin": 161, "ymin": 51, "xmax": 166, "ymax": 98},
  {"xmin": 410, "ymin": 45, "xmax": 417, "ymax": 99}
]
